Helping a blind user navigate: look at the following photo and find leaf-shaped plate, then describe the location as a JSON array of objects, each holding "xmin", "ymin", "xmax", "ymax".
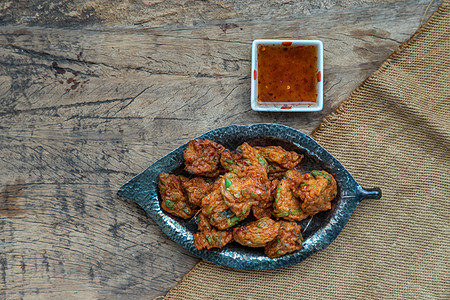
[{"xmin": 117, "ymin": 123, "xmax": 381, "ymax": 270}]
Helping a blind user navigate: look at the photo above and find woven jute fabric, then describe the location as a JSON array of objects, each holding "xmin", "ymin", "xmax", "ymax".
[{"xmin": 165, "ymin": 2, "xmax": 450, "ymax": 299}]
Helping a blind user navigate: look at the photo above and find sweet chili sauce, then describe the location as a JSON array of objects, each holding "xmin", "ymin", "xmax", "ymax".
[{"xmin": 257, "ymin": 44, "xmax": 318, "ymax": 104}]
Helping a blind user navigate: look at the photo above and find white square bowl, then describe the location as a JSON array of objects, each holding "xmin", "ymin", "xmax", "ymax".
[{"xmin": 251, "ymin": 39, "xmax": 323, "ymax": 112}]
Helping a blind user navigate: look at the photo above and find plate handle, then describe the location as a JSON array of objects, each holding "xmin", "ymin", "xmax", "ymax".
[{"xmin": 359, "ymin": 187, "xmax": 382, "ymax": 200}]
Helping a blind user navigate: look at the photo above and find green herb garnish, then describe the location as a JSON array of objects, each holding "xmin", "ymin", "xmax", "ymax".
[
  {"xmin": 257, "ymin": 154, "xmax": 267, "ymax": 166},
  {"xmin": 227, "ymin": 216, "xmax": 241, "ymax": 226},
  {"xmin": 165, "ymin": 199, "xmax": 175, "ymax": 209},
  {"xmin": 225, "ymin": 178, "xmax": 232, "ymax": 189},
  {"xmin": 311, "ymin": 170, "xmax": 331, "ymax": 183},
  {"xmin": 274, "ymin": 211, "xmax": 289, "ymax": 217},
  {"xmin": 275, "ymin": 187, "xmax": 282, "ymax": 203}
]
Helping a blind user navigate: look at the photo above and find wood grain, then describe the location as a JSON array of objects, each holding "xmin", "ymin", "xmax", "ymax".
[
  {"xmin": 0, "ymin": 0, "xmax": 412, "ymax": 27},
  {"xmin": 0, "ymin": 0, "xmax": 441, "ymax": 298}
]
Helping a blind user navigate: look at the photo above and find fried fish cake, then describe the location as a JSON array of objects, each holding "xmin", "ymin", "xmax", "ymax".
[
  {"xmin": 273, "ymin": 170, "xmax": 308, "ymax": 221},
  {"xmin": 255, "ymin": 146, "xmax": 303, "ymax": 173},
  {"xmin": 196, "ymin": 212, "xmax": 213, "ymax": 231},
  {"xmin": 201, "ymin": 184, "xmax": 246, "ymax": 230},
  {"xmin": 219, "ymin": 143, "xmax": 271, "ymax": 218},
  {"xmin": 183, "ymin": 176, "xmax": 215, "ymax": 207},
  {"xmin": 252, "ymin": 178, "xmax": 278, "ymax": 219},
  {"xmin": 222, "ymin": 173, "xmax": 263, "ymax": 218},
  {"xmin": 158, "ymin": 173, "xmax": 197, "ymax": 219},
  {"xmin": 195, "ymin": 205, "xmax": 234, "ymax": 250},
  {"xmin": 183, "ymin": 139, "xmax": 224, "ymax": 177},
  {"xmin": 193, "ymin": 229, "xmax": 233, "ymax": 250},
  {"xmin": 296, "ymin": 170, "xmax": 337, "ymax": 216},
  {"xmin": 233, "ymin": 217, "xmax": 280, "ymax": 247},
  {"xmin": 265, "ymin": 221, "xmax": 303, "ymax": 258},
  {"xmin": 220, "ymin": 148, "xmax": 242, "ymax": 175},
  {"xmin": 221, "ymin": 142, "xmax": 270, "ymax": 176}
]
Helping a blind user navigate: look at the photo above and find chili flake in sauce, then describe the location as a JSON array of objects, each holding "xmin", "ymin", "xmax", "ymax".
[{"xmin": 257, "ymin": 44, "xmax": 318, "ymax": 104}]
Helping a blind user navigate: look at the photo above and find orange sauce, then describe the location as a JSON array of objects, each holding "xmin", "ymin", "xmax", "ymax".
[{"xmin": 257, "ymin": 44, "xmax": 318, "ymax": 104}]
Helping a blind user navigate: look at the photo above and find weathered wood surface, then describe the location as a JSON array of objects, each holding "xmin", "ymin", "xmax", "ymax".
[{"xmin": 0, "ymin": 0, "xmax": 442, "ymax": 298}]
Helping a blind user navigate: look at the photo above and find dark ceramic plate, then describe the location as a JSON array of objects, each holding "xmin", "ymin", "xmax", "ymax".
[{"xmin": 117, "ymin": 123, "xmax": 381, "ymax": 270}]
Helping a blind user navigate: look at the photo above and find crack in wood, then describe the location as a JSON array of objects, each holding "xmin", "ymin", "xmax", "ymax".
[
  {"xmin": 0, "ymin": 97, "xmax": 134, "ymax": 117},
  {"xmin": 2, "ymin": 42, "xmax": 247, "ymax": 79}
]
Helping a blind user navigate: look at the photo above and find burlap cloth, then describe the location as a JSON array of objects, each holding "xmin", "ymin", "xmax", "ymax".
[{"xmin": 165, "ymin": 2, "xmax": 450, "ymax": 299}]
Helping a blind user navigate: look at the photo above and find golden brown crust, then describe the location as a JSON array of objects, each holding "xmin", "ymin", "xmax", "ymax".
[
  {"xmin": 255, "ymin": 146, "xmax": 303, "ymax": 173},
  {"xmin": 183, "ymin": 177, "xmax": 215, "ymax": 207},
  {"xmin": 201, "ymin": 184, "xmax": 246, "ymax": 230},
  {"xmin": 196, "ymin": 212, "xmax": 213, "ymax": 231},
  {"xmin": 252, "ymin": 205, "xmax": 273, "ymax": 219},
  {"xmin": 158, "ymin": 173, "xmax": 197, "ymax": 219},
  {"xmin": 273, "ymin": 174, "xmax": 308, "ymax": 221},
  {"xmin": 265, "ymin": 221, "xmax": 303, "ymax": 258},
  {"xmin": 193, "ymin": 229, "xmax": 233, "ymax": 250},
  {"xmin": 296, "ymin": 170, "xmax": 337, "ymax": 216},
  {"xmin": 183, "ymin": 139, "xmax": 224, "ymax": 177},
  {"xmin": 251, "ymin": 178, "xmax": 277, "ymax": 219},
  {"xmin": 219, "ymin": 143, "xmax": 271, "ymax": 218},
  {"xmin": 233, "ymin": 217, "xmax": 280, "ymax": 247}
]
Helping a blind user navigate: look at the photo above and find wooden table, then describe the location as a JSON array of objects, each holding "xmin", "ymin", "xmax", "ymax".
[{"xmin": 0, "ymin": 0, "xmax": 441, "ymax": 298}]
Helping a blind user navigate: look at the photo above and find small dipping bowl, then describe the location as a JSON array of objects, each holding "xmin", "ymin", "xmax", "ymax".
[{"xmin": 251, "ymin": 39, "xmax": 324, "ymax": 112}]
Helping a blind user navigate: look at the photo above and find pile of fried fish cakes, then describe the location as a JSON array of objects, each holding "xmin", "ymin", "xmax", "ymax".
[{"xmin": 158, "ymin": 139, "xmax": 337, "ymax": 258}]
